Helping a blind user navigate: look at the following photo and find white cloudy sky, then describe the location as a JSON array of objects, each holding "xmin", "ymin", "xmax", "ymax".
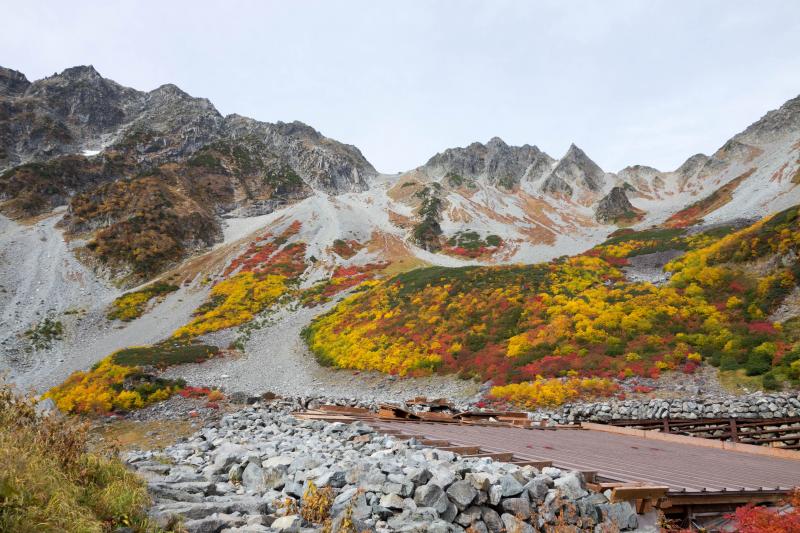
[{"xmin": 4, "ymin": 1, "xmax": 800, "ymax": 173}]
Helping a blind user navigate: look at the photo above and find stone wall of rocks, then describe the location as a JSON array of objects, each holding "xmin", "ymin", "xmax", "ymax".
[
  {"xmin": 532, "ymin": 391, "xmax": 800, "ymax": 425},
  {"xmin": 127, "ymin": 401, "xmax": 641, "ymax": 532}
]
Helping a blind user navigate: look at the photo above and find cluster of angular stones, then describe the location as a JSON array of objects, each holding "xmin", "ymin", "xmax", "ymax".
[
  {"xmin": 126, "ymin": 401, "xmax": 639, "ymax": 532},
  {"xmin": 535, "ymin": 392, "xmax": 800, "ymax": 424}
]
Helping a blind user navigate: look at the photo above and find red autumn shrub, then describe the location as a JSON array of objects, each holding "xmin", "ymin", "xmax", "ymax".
[{"xmin": 728, "ymin": 489, "xmax": 800, "ymax": 533}]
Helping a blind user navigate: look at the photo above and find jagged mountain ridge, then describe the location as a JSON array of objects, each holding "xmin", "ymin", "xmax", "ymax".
[
  {"xmin": 0, "ymin": 65, "xmax": 376, "ymax": 193},
  {"xmin": 0, "ymin": 63, "xmax": 798, "ymax": 283}
]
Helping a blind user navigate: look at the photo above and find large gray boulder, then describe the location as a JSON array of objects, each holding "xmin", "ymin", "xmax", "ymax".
[{"xmin": 446, "ymin": 480, "xmax": 478, "ymax": 510}]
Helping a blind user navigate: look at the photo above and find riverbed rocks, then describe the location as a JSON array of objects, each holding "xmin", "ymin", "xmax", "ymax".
[{"xmin": 126, "ymin": 400, "xmax": 638, "ymax": 532}]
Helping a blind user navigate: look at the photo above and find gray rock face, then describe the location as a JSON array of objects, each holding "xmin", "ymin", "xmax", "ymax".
[
  {"xmin": 223, "ymin": 116, "xmax": 375, "ymax": 193},
  {"xmin": 446, "ymin": 480, "xmax": 477, "ymax": 509},
  {"xmin": 736, "ymin": 94, "xmax": 800, "ymax": 145},
  {"xmin": 498, "ymin": 474, "xmax": 524, "ymax": 497},
  {"xmin": 595, "ymin": 186, "xmax": 638, "ymax": 223},
  {"xmin": 0, "ymin": 66, "xmax": 30, "ymax": 97},
  {"xmin": 501, "ymin": 513, "xmax": 535, "ymax": 533},
  {"xmin": 616, "ymin": 165, "xmax": 665, "ymax": 194},
  {"xmin": 541, "ymin": 143, "xmax": 606, "ymax": 197},
  {"xmin": 554, "ymin": 471, "xmax": 588, "ymax": 500},
  {"xmin": 0, "ymin": 64, "xmax": 376, "ymax": 194},
  {"xmin": 422, "ymin": 137, "xmax": 555, "ymax": 188},
  {"xmin": 414, "ymin": 482, "xmax": 449, "ymax": 513}
]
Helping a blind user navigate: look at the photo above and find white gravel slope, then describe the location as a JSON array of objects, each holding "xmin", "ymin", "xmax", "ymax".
[
  {"xmin": 163, "ymin": 302, "xmax": 479, "ymax": 403},
  {"xmin": 0, "ymin": 211, "xmax": 209, "ymax": 392}
]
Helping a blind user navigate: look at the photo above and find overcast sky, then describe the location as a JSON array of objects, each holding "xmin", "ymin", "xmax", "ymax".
[{"xmin": 3, "ymin": 1, "xmax": 800, "ymax": 174}]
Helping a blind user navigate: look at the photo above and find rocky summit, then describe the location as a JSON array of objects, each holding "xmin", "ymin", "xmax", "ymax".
[{"xmin": 127, "ymin": 400, "xmax": 641, "ymax": 532}]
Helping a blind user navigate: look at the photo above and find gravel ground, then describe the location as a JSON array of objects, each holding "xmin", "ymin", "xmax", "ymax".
[
  {"xmin": 163, "ymin": 302, "xmax": 481, "ymax": 404},
  {"xmin": 0, "ymin": 211, "xmax": 475, "ymax": 404},
  {"xmin": 621, "ymin": 249, "xmax": 684, "ymax": 284},
  {"xmin": 0, "ymin": 211, "xmax": 210, "ymax": 392}
]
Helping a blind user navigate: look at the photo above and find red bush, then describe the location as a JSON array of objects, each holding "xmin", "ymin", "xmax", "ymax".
[
  {"xmin": 728, "ymin": 489, "xmax": 800, "ymax": 533},
  {"xmin": 748, "ymin": 322, "xmax": 777, "ymax": 334}
]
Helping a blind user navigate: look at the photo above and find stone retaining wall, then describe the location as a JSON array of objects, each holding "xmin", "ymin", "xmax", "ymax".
[{"xmin": 532, "ymin": 392, "xmax": 800, "ymax": 424}]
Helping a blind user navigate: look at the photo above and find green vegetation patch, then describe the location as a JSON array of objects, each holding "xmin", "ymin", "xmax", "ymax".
[
  {"xmin": 24, "ymin": 315, "xmax": 64, "ymax": 351},
  {"xmin": 107, "ymin": 282, "xmax": 179, "ymax": 321},
  {"xmin": 111, "ymin": 341, "xmax": 219, "ymax": 368}
]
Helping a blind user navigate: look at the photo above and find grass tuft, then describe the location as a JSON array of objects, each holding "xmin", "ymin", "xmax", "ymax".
[{"xmin": 0, "ymin": 380, "xmax": 158, "ymax": 532}]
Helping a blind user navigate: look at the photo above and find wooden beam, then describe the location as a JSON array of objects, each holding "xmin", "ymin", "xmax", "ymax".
[
  {"xmin": 441, "ymin": 446, "xmax": 482, "ymax": 455},
  {"xmin": 419, "ymin": 439, "xmax": 451, "ymax": 447},
  {"xmin": 610, "ymin": 486, "xmax": 669, "ymax": 503},
  {"xmin": 510, "ymin": 460, "xmax": 553, "ymax": 469},
  {"xmin": 464, "ymin": 452, "xmax": 515, "ymax": 462}
]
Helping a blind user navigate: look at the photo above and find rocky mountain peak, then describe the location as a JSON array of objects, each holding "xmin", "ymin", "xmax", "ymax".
[
  {"xmin": 675, "ymin": 153, "xmax": 710, "ymax": 178},
  {"xmin": 736, "ymin": 93, "xmax": 800, "ymax": 145},
  {"xmin": 486, "ymin": 136, "xmax": 507, "ymax": 148},
  {"xmin": 0, "ymin": 65, "xmax": 376, "ymax": 194},
  {"xmin": 222, "ymin": 116, "xmax": 376, "ymax": 193},
  {"xmin": 0, "ymin": 67, "xmax": 30, "ymax": 97},
  {"xmin": 58, "ymin": 64, "xmax": 102, "ymax": 81},
  {"xmin": 541, "ymin": 143, "xmax": 605, "ymax": 198},
  {"xmin": 616, "ymin": 165, "xmax": 664, "ymax": 193},
  {"xmin": 272, "ymin": 120, "xmax": 324, "ymax": 141},
  {"xmin": 422, "ymin": 137, "xmax": 554, "ymax": 187}
]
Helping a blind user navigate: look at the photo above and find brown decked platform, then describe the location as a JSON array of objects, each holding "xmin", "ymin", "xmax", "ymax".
[{"xmin": 369, "ymin": 419, "xmax": 800, "ymax": 517}]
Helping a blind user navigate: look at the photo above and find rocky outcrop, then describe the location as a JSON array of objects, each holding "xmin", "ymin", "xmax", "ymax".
[
  {"xmin": 595, "ymin": 186, "xmax": 639, "ymax": 223},
  {"xmin": 223, "ymin": 115, "xmax": 375, "ymax": 193},
  {"xmin": 541, "ymin": 144, "xmax": 606, "ymax": 199},
  {"xmin": 0, "ymin": 66, "xmax": 30, "ymax": 97},
  {"xmin": 422, "ymin": 137, "xmax": 555, "ymax": 188},
  {"xmin": 128, "ymin": 401, "xmax": 639, "ymax": 532},
  {"xmin": 736, "ymin": 94, "xmax": 800, "ymax": 145},
  {"xmin": 615, "ymin": 165, "xmax": 664, "ymax": 195}
]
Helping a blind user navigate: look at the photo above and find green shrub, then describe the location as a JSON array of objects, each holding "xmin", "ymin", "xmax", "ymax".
[
  {"xmin": 111, "ymin": 342, "xmax": 219, "ymax": 368},
  {"xmin": 762, "ymin": 372, "xmax": 781, "ymax": 390},
  {"xmin": 24, "ymin": 316, "xmax": 64, "ymax": 351},
  {"xmin": 745, "ymin": 351, "xmax": 772, "ymax": 376}
]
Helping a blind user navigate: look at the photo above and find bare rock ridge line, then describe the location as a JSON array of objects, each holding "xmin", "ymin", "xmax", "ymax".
[
  {"xmin": 4, "ymin": 64, "xmax": 800, "ymax": 211},
  {"xmin": 0, "ymin": 64, "xmax": 377, "ymax": 194}
]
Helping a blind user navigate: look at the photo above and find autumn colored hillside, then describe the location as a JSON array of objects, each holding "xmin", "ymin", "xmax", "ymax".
[{"xmin": 304, "ymin": 205, "xmax": 800, "ymax": 405}]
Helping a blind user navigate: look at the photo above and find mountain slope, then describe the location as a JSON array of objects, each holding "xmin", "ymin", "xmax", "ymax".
[
  {"xmin": 0, "ymin": 65, "xmax": 377, "ymax": 280},
  {"xmin": 1, "ymin": 64, "xmax": 799, "ymax": 398}
]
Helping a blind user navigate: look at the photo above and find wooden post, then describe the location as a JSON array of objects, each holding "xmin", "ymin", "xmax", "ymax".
[
  {"xmin": 663, "ymin": 419, "xmax": 670, "ymax": 433},
  {"xmin": 729, "ymin": 419, "xmax": 739, "ymax": 443}
]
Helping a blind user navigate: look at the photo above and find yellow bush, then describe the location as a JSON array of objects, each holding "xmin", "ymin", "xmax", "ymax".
[
  {"xmin": 175, "ymin": 272, "xmax": 288, "ymax": 338},
  {"xmin": 726, "ymin": 295, "xmax": 743, "ymax": 309},
  {"xmin": 490, "ymin": 377, "xmax": 618, "ymax": 408},
  {"xmin": 44, "ymin": 356, "xmax": 181, "ymax": 414},
  {"xmin": 506, "ymin": 333, "xmax": 532, "ymax": 358}
]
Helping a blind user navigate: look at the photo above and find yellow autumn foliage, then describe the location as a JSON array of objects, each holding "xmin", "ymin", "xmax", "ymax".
[
  {"xmin": 43, "ymin": 356, "xmax": 181, "ymax": 414},
  {"xmin": 490, "ymin": 377, "xmax": 618, "ymax": 408},
  {"xmin": 174, "ymin": 272, "xmax": 288, "ymax": 338}
]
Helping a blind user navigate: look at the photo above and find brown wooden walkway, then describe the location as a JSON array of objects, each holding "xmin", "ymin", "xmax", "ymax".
[{"xmin": 369, "ymin": 419, "xmax": 800, "ymax": 516}]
